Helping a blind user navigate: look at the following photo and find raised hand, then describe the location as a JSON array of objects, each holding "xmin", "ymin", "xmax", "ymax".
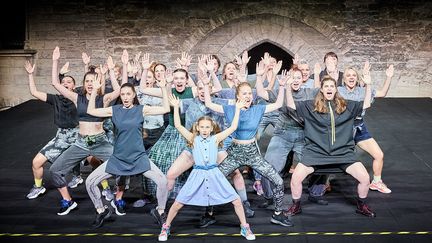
[
  {"xmin": 25, "ymin": 61, "xmax": 35, "ymax": 74},
  {"xmin": 278, "ymin": 69, "xmax": 289, "ymax": 86},
  {"xmin": 141, "ymin": 53, "xmax": 150, "ymax": 70},
  {"xmin": 107, "ymin": 56, "xmax": 115, "ymax": 70},
  {"xmin": 386, "ymin": 64, "xmax": 394, "ymax": 78},
  {"xmin": 60, "ymin": 62, "xmax": 70, "ymax": 74},
  {"xmin": 134, "ymin": 51, "xmax": 142, "ymax": 63},
  {"xmin": 363, "ymin": 60, "xmax": 371, "ymax": 75},
  {"xmin": 100, "ymin": 64, "xmax": 108, "ymax": 75},
  {"xmin": 82, "ymin": 52, "xmax": 91, "ymax": 65},
  {"xmin": 273, "ymin": 60, "xmax": 283, "ymax": 75},
  {"xmin": 168, "ymin": 94, "xmax": 180, "ymax": 107},
  {"xmin": 121, "ymin": 49, "xmax": 129, "ymax": 65},
  {"xmin": 177, "ymin": 52, "xmax": 192, "ymax": 68},
  {"xmin": 256, "ymin": 60, "xmax": 266, "ymax": 76},
  {"xmin": 92, "ymin": 67, "xmax": 103, "ymax": 91},
  {"xmin": 165, "ymin": 68, "xmax": 173, "ymax": 83},
  {"xmin": 53, "ymin": 46, "xmax": 60, "ymax": 61},
  {"xmin": 285, "ymin": 69, "xmax": 294, "ymax": 86},
  {"xmin": 314, "ymin": 62, "xmax": 321, "ymax": 75},
  {"xmin": 292, "ymin": 53, "xmax": 300, "ymax": 65},
  {"xmin": 241, "ymin": 50, "xmax": 251, "ymax": 66},
  {"xmin": 205, "ymin": 55, "xmax": 215, "ymax": 72}
]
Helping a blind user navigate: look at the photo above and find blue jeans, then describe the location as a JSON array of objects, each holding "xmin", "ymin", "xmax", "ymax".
[{"xmin": 261, "ymin": 128, "xmax": 305, "ymax": 199}]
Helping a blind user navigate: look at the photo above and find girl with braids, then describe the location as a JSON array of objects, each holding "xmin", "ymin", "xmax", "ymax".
[{"xmin": 158, "ymin": 94, "xmax": 255, "ymax": 241}]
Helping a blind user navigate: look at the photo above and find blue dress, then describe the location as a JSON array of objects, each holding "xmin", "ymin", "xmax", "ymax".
[
  {"xmin": 105, "ymin": 104, "xmax": 151, "ymax": 175},
  {"xmin": 175, "ymin": 135, "xmax": 239, "ymax": 206}
]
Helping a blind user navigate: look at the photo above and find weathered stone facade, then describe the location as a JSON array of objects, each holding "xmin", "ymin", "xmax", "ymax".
[{"xmin": 0, "ymin": 0, "xmax": 431, "ymax": 107}]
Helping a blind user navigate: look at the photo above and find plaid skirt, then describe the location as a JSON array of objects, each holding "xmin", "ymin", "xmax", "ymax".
[{"xmin": 145, "ymin": 125, "xmax": 189, "ymax": 199}]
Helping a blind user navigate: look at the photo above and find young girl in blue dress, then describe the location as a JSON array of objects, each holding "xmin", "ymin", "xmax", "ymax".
[{"xmin": 157, "ymin": 94, "xmax": 255, "ymax": 241}]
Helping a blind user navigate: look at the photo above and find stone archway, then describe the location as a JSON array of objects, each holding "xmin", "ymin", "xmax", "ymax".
[{"xmin": 188, "ymin": 14, "xmax": 342, "ymax": 71}]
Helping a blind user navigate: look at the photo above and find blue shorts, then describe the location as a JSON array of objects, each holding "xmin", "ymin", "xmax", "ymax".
[{"xmin": 354, "ymin": 122, "xmax": 372, "ymax": 144}]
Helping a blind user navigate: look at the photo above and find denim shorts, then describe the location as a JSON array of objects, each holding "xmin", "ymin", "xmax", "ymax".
[{"xmin": 354, "ymin": 122, "xmax": 372, "ymax": 143}]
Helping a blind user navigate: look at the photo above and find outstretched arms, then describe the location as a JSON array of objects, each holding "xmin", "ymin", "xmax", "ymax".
[{"xmin": 25, "ymin": 61, "xmax": 47, "ymax": 102}]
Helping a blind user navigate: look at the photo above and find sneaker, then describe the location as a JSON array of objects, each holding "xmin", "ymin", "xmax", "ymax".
[
  {"xmin": 356, "ymin": 202, "xmax": 376, "ymax": 217},
  {"xmin": 26, "ymin": 185, "xmax": 46, "ymax": 199},
  {"xmin": 308, "ymin": 195, "xmax": 328, "ymax": 205},
  {"xmin": 110, "ymin": 199, "xmax": 126, "ymax": 216},
  {"xmin": 240, "ymin": 223, "xmax": 256, "ymax": 240},
  {"xmin": 151, "ymin": 208, "xmax": 167, "ymax": 227},
  {"xmin": 91, "ymin": 206, "xmax": 112, "ymax": 228},
  {"xmin": 369, "ymin": 180, "xmax": 391, "ymax": 194},
  {"xmin": 68, "ymin": 175, "xmax": 84, "ymax": 189},
  {"xmin": 199, "ymin": 212, "xmax": 216, "ymax": 228},
  {"xmin": 243, "ymin": 200, "xmax": 255, "ymax": 218},
  {"xmin": 270, "ymin": 212, "xmax": 294, "ymax": 227},
  {"xmin": 286, "ymin": 201, "xmax": 302, "ymax": 216},
  {"xmin": 158, "ymin": 223, "xmax": 170, "ymax": 241},
  {"xmin": 57, "ymin": 199, "xmax": 78, "ymax": 216},
  {"xmin": 102, "ymin": 188, "xmax": 114, "ymax": 201}
]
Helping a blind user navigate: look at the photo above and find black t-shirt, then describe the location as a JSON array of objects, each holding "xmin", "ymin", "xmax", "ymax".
[{"xmin": 46, "ymin": 94, "xmax": 79, "ymax": 129}]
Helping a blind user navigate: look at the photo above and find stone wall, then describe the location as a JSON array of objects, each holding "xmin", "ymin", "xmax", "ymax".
[{"xmin": 0, "ymin": 0, "xmax": 430, "ymax": 107}]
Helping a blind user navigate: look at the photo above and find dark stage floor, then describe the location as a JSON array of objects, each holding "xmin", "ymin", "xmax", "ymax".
[{"xmin": 0, "ymin": 98, "xmax": 431, "ymax": 243}]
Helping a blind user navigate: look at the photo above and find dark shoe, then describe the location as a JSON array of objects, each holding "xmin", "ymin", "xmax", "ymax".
[
  {"xmin": 57, "ymin": 199, "xmax": 78, "ymax": 216},
  {"xmin": 110, "ymin": 199, "xmax": 126, "ymax": 216},
  {"xmin": 91, "ymin": 206, "xmax": 112, "ymax": 228},
  {"xmin": 199, "ymin": 212, "xmax": 216, "ymax": 228},
  {"xmin": 151, "ymin": 208, "xmax": 167, "ymax": 227},
  {"xmin": 243, "ymin": 200, "xmax": 255, "ymax": 218},
  {"xmin": 270, "ymin": 212, "xmax": 294, "ymax": 227},
  {"xmin": 258, "ymin": 198, "xmax": 273, "ymax": 208},
  {"xmin": 286, "ymin": 201, "xmax": 302, "ymax": 216},
  {"xmin": 356, "ymin": 202, "xmax": 376, "ymax": 217},
  {"xmin": 308, "ymin": 195, "xmax": 328, "ymax": 205}
]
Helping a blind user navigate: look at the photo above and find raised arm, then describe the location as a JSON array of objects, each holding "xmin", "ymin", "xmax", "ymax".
[
  {"xmin": 203, "ymin": 76, "xmax": 224, "ymax": 113},
  {"xmin": 143, "ymin": 79, "xmax": 170, "ymax": 115},
  {"xmin": 265, "ymin": 68, "xmax": 286, "ymax": 113},
  {"xmin": 51, "ymin": 46, "xmax": 77, "ymax": 104},
  {"xmin": 169, "ymin": 94, "xmax": 193, "ymax": 143},
  {"xmin": 255, "ymin": 60, "xmax": 269, "ymax": 100},
  {"xmin": 207, "ymin": 55, "xmax": 222, "ymax": 93},
  {"xmin": 139, "ymin": 53, "xmax": 151, "ymax": 92},
  {"xmin": 375, "ymin": 64, "xmax": 394, "ymax": 98},
  {"xmin": 82, "ymin": 52, "xmax": 91, "ymax": 73},
  {"xmin": 314, "ymin": 63, "xmax": 321, "ymax": 88},
  {"xmin": 215, "ymin": 99, "xmax": 245, "ymax": 143},
  {"xmin": 25, "ymin": 61, "xmax": 47, "ymax": 102},
  {"xmin": 362, "ymin": 68, "xmax": 372, "ymax": 109},
  {"xmin": 87, "ymin": 73, "xmax": 113, "ymax": 117}
]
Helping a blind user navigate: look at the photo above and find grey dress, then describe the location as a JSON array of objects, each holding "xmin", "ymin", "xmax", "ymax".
[
  {"xmin": 294, "ymin": 100, "xmax": 364, "ymax": 166},
  {"xmin": 105, "ymin": 104, "xmax": 151, "ymax": 175}
]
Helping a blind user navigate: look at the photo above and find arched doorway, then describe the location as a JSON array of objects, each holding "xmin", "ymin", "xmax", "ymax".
[{"xmin": 246, "ymin": 42, "xmax": 293, "ymax": 74}]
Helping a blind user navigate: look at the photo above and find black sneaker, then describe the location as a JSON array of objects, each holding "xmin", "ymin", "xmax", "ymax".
[
  {"xmin": 243, "ymin": 200, "xmax": 255, "ymax": 218},
  {"xmin": 356, "ymin": 202, "xmax": 376, "ymax": 217},
  {"xmin": 151, "ymin": 208, "xmax": 167, "ymax": 227},
  {"xmin": 110, "ymin": 199, "xmax": 126, "ymax": 216},
  {"xmin": 199, "ymin": 212, "xmax": 216, "ymax": 228},
  {"xmin": 308, "ymin": 195, "xmax": 328, "ymax": 205},
  {"xmin": 286, "ymin": 201, "xmax": 302, "ymax": 216},
  {"xmin": 270, "ymin": 212, "xmax": 294, "ymax": 227},
  {"xmin": 91, "ymin": 206, "xmax": 112, "ymax": 228},
  {"xmin": 57, "ymin": 199, "xmax": 78, "ymax": 216}
]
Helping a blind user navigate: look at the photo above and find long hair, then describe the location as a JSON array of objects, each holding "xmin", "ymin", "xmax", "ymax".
[
  {"xmin": 222, "ymin": 62, "xmax": 238, "ymax": 81},
  {"xmin": 314, "ymin": 76, "xmax": 347, "ymax": 114},
  {"xmin": 120, "ymin": 83, "xmax": 139, "ymax": 105},
  {"xmin": 82, "ymin": 71, "xmax": 102, "ymax": 96},
  {"xmin": 188, "ymin": 116, "xmax": 222, "ymax": 148}
]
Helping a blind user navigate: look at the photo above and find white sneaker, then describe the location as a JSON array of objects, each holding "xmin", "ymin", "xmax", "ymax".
[
  {"xmin": 369, "ymin": 180, "xmax": 391, "ymax": 194},
  {"xmin": 26, "ymin": 185, "xmax": 46, "ymax": 199},
  {"xmin": 68, "ymin": 175, "xmax": 84, "ymax": 189},
  {"xmin": 240, "ymin": 223, "xmax": 256, "ymax": 240}
]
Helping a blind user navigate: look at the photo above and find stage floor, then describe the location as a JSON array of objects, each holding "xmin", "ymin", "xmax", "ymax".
[{"xmin": 0, "ymin": 98, "xmax": 431, "ymax": 243}]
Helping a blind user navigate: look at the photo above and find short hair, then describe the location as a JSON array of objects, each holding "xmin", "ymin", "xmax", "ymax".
[{"xmin": 323, "ymin": 52, "xmax": 338, "ymax": 62}]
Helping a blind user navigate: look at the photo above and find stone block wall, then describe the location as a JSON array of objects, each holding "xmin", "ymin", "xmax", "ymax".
[{"xmin": 0, "ymin": 0, "xmax": 430, "ymax": 107}]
